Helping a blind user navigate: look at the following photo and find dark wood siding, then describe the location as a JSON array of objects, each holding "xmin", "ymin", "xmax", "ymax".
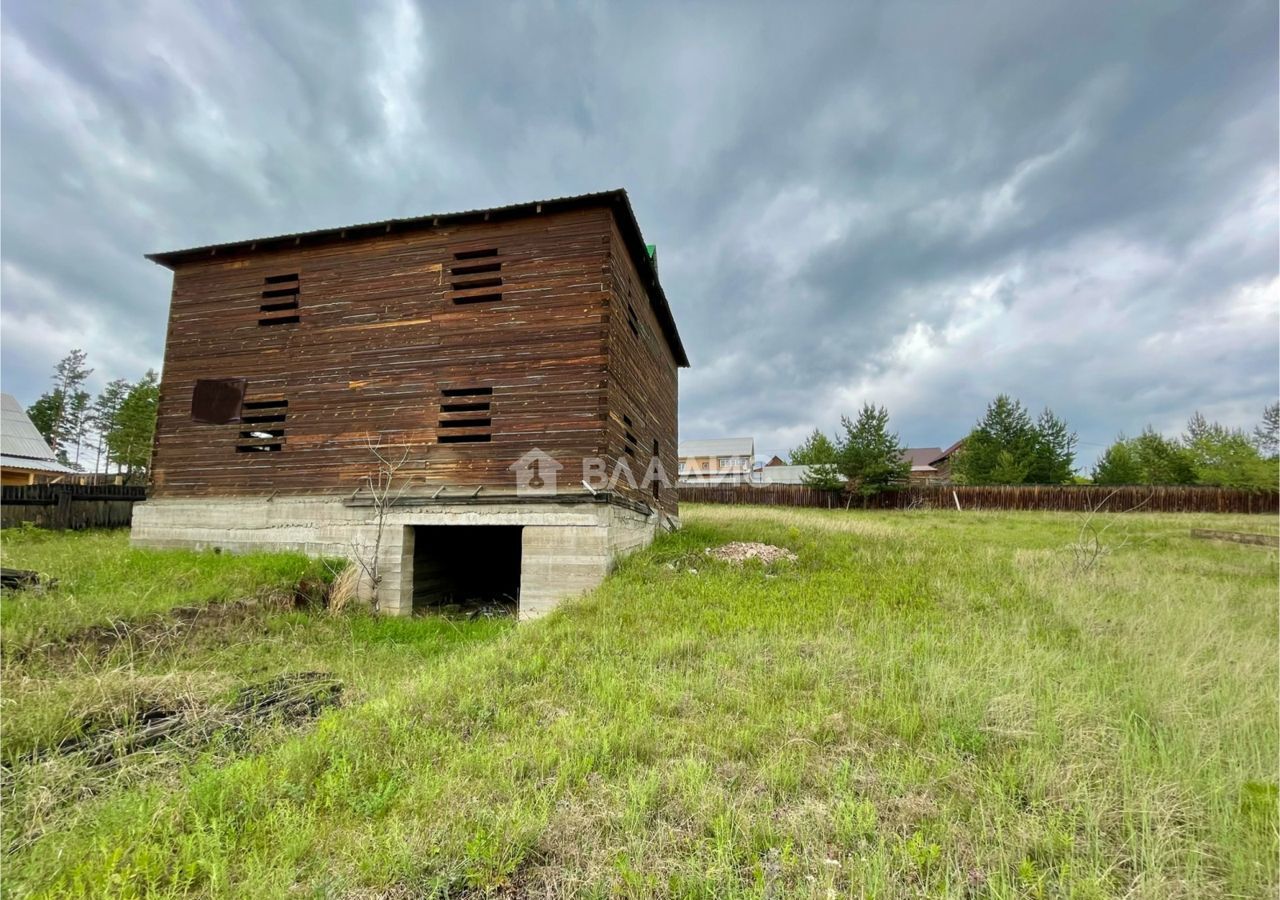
[
  {"xmin": 151, "ymin": 209, "xmax": 614, "ymax": 497},
  {"xmin": 604, "ymin": 220, "xmax": 680, "ymax": 517}
]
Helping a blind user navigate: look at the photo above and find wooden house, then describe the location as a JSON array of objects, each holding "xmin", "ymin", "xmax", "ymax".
[
  {"xmin": 132, "ymin": 190, "xmax": 688, "ymax": 618},
  {"xmin": 676, "ymin": 437, "xmax": 755, "ymax": 484},
  {"xmin": 0, "ymin": 393, "xmax": 74, "ymax": 485}
]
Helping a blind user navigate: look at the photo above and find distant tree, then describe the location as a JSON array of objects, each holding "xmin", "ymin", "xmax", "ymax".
[
  {"xmin": 90, "ymin": 378, "xmax": 130, "ymax": 473},
  {"xmin": 1092, "ymin": 436, "xmax": 1142, "ymax": 485},
  {"xmin": 26, "ymin": 390, "xmax": 64, "ymax": 447},
  {"xmin": 834, "ymin": 403, "xmax": 910, "ymax": 496},
  {"xmin": 990, "ymin": 449, "xmax": 1030, "ymax": 485},
  {"xmin": 952, "ymin": 395, "xmax": 1036, "ymax": 484},
  {"xmin": 106, "ymin": 370, "xmax": 159, "ymax": 481},
  {"xmin": 789, "ymin": 428, "xmax": 839, "ymax": 465},
  {"xmin": 955, "ymin": 396, "xmax": 1076, "ymax": 484},
  {"xmin": 1254, "ymin": 403, "xmax": 1279, "ymax": 459},
  {"xmin": 1183, "ymin": 413, "xmax": 1276, "ymax": 489},
  {"xmin": 1130, "ymin": 428, "xmax": 1197, "ymax": 485},
  {"xmin": 800, "ymin": 461, "xmax": 844, "ymax": 491},
  {"xmin": 1027, "ymin": 408, "xmax": 1078, "ymax": 483},
  {"xmin": 64, "ymin": 389, "xmax": 91, "ymax": 467},
  {"xmin": 790, "ymin": 427, "xmax": 843, "ymax": 490},
  {"xmin": 49, "ymin": 349, "xmax": 92, "ymax": 456}
]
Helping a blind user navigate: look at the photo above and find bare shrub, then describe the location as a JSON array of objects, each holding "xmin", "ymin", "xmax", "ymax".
[{"xmin": 1067, "ymin": 488, "xmax": 1152, "ymax": 573}]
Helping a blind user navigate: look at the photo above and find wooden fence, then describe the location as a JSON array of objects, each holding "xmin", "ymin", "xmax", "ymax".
[
  {"xmin": 1, "ymin": 484, "xmax": 147, "ymax": 530},
  {"xmin": 679, "ymin": 483, "xmax": 1279, "ymax": 514}
]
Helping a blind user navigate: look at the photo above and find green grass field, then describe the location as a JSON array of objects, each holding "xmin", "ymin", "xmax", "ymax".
[{"xmin": 1, "ymin": 506, "xmax": 1276, "ymax": 898}]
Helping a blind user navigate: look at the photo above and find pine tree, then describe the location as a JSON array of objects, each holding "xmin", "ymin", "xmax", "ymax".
[
  {"xmin": 952, "ymin": 395, "xmax": 1036, "ymax": 484},
  {"xmin": 26, "ymin": 390, "xmax": 64, "ymax": 447},
  {"xmin": 49, "ymin": 349, "xmax": 92, "ymax": 457},
  {"xmin": 1028, "ymin": 408, "xmax": 1077, "ymax": 483},
  {"xmin": 65, "ymin": 389, "xmax": 91, "ymax": 468},
  {"xmin": 106, "ymin": 371, "xmax": 160, "ymax": 482},
  {"xmin": 1254, "ymin": 403, "xmax": 1279, "ymax": 459},
  {"xmin": 1092, "ymin": 436, "xmax": 1142, "ymax": 484},
  {"xmin": 1130, "ymin": 428, "xmax": 1196, "ymax": 485},
  {"xmin": 953, "ymin": 396, "xmax": 1076, "ymax": 484},
  {"xmin": 789, "ymin": 428, "xmax": 838, "ymax": 465},
  {"xmin": 1183, "ymin": 413, "xmax": 1276, "ymax": 489},
  {"xmin": 90, "ymin": 378, "xmax": 130, "ymax": 473},
  {"xmin": 834, "ymin": 403, "xmax": 910, "ymax": 496}
]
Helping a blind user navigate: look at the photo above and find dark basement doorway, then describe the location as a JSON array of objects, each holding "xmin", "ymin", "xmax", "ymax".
[{"xmin": 411, "ymin": 525, "xmax": 522, "ymax": 616}]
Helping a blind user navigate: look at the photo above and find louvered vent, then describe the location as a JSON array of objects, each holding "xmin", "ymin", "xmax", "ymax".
[
  {"xmin": 449, "ymin": 249, "xmax": 503, "ymax": 305},
  {"xmin": 259, "ymin": 273, "xmax": 300, "ymax": 326},
  {"xmin": 438, "ymin": 386, "xmax": 492, "ymax": 443},
  {"xmin": 236, "ymin": 399, "xmax": 288, "ymax": 452}
]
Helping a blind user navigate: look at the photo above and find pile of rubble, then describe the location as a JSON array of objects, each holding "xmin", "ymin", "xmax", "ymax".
[{"xmin": 706, "ymin": 542, "xmax": 798, "ymax": 565}]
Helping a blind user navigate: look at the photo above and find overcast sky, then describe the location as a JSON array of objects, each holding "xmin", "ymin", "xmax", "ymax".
[{"xmin": 2, "ymin": 1, "xmax": 1276, "ymax": 467}]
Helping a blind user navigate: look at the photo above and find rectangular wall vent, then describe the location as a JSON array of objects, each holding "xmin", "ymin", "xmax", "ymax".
[
  {"xmin": 236, "ymin": 399, "xmax": 288, "ymax": 452},
  {"xmin": 450, "ymin": 249, "xmax": 503, "ymax": 305},
  {"xmin": 623, "ymin": 420, "xmax": 639, "ymax": 458},
  {"xmin": 259, "ymin": 273, "xmax": 300, "ymax": 326},
  {"xmin": 438, "ymin": 387, "xmax": 492, "ymax": 443}
]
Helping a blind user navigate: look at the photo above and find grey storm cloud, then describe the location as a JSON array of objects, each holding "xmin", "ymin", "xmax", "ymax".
[{"xmin": 2, "ymin": 0, "xmax": 1276, "ymax": 468}]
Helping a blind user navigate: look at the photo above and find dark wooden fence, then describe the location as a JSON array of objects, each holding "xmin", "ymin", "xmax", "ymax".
[
  {"xmin": 679, "ymin": 483, "xmax": 1279, "ymax": 514},
  {"xmin": 1, "ymin": 484, "xmax": 147, "ymax": 530}
]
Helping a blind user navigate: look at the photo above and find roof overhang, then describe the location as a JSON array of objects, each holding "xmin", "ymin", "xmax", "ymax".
[
  {"xmin": 146, "ymin": 189, "xmax": 689, "ymax": 367},
  {"xmin": 0, "ymin": 454, "xmax": 74, "ymax": 474}
]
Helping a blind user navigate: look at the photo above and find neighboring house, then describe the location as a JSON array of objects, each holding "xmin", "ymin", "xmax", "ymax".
[
  {"xmin": 899, "ymin": 443, "xmax": 964, "ymax": 484},
  {"xmin": 901, "ymin": 447, "xmax": 943, "ymax": 483},
  {"xmin": 764, "ymin": 455, "xmax": 787, "ymax": 467},
  {"xmin": 678, "ymin": 437, "xmax": 755, "ymax": 484},
  {"xmin": 758, "ymin": 464, "xmax": 831, "ymax": 485},
  {"xmin": 0, "ymin": 393, "xmax": 75, "ymax": 486},
  {"xmin": 131, "ymin": 190, "xmax": 689, "ymax": 620},
  {"xmin": 929, "ymin": 440, "xmax": 964, "ymax": 483}
]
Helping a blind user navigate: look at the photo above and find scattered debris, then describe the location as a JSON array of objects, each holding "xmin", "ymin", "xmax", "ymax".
[
  {"xmin": 231, "ymin": 672, "xmax": 344, "ymax": 723},
  {"xmin": 1190, "ymin": 528, "xmax": 1278, "ymax": 548},
  {"xmin": 24, "ymin": 672, "xmax": 342, "ymax": 771},
  {"xmin": 428, "ymin": 595, "xmax": 517, "ymax": 619},
  {"xmin": 0, "ymin": 568, "xmax": 52, "ymax": 591},
  {"xmin": 706, "ymin": 542, "xmax": 798, "ymax": 565}
]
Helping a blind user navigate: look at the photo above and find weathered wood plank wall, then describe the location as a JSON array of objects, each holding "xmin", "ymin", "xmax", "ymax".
[
  {"xmin": 151, "ymin": 202, "xmax": 680, "ymax": 516},
  {"xmin": 604, "ymin": 219, "xmax": 680, "ymax": 516},
  {"xmin": 679, "ymin": 484, "xmax": 1280, "ymax": 514},
  {"xmin": 1, "ymin": 484, "xmax": 147, "ymax": 529}
]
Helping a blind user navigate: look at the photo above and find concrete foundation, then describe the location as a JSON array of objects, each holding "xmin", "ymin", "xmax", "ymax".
[{"xmin": 131, "ymin": 495, "xmax": 673, "ymax": 619}]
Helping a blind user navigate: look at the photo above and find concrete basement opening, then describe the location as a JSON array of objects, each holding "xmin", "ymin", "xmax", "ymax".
[{"xmin": 411, "ymin": 525, "xmax": 522, "ymax": 615}]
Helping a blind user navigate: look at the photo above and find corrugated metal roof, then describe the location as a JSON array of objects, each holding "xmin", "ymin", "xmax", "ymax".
[
  {"xmin": 145, "ymin": 189, "xmax": 689, "ymax": 367},
  {"xmin": 678, "ymin": 437, "xmax": 755, "ymax": 458},
  {"xmin": 0, "ymin": 453, "xmax": 74, "ymax": 473},
  {"xmin": 1, "ymin": 393, "xmax": 71, "ymax": 469}
]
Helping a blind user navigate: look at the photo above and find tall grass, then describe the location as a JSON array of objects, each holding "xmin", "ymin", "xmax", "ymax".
[{"xmin": 2, "ymin": 509, "xmax": 1275, "ymax": 897}]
